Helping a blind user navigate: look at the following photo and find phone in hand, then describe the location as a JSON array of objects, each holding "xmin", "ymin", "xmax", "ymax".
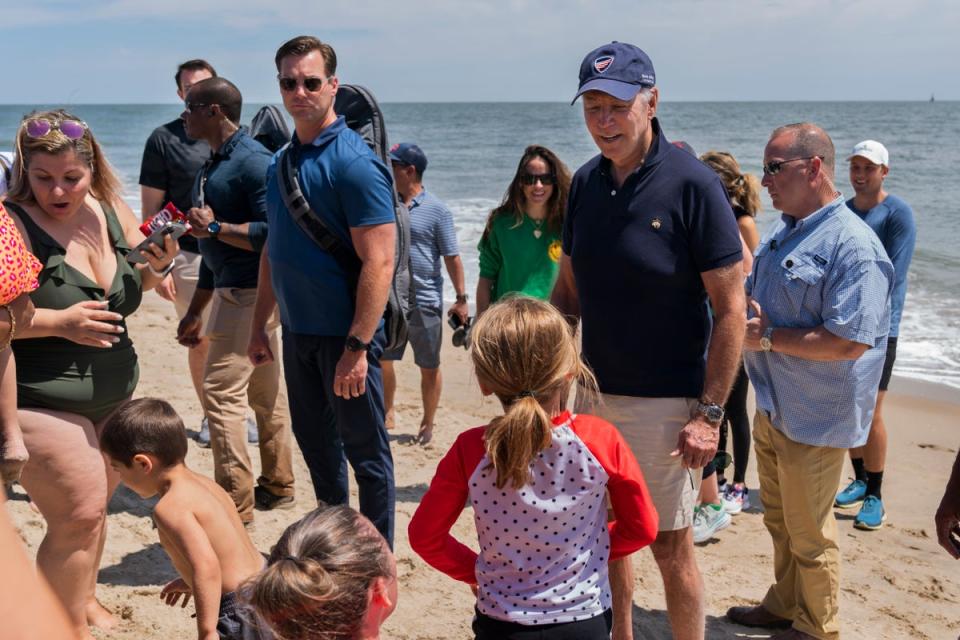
[{"xmin": 127, "ymin": 221, "xmax": 187, "ymax": 264}]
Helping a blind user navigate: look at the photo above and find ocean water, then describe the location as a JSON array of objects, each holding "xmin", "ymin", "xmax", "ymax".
[{"xmin": 1, "ymin": 102, "xmax": 957, "ymax": 390}]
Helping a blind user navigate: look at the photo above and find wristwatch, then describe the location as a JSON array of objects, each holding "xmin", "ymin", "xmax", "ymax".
[
  {"xmin": 345, "ymin": 335, "xmax": 371, "ymax": 352},
  {"xmin": 206, "ymin": 220, "xmax": 222, "ymax": 237},
  {"xmin": 456, "ymin": 293, "xmax": 469, "ymax": 304},
  {"xmin": 760, "ymin": 326, "xmax": 775, "ymax": 352},
  {"xmin": 696, "ymin": 401, "xmax": 725, "ymax": 424}
]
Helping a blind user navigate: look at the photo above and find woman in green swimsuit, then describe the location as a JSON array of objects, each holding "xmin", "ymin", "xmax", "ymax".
[
  {"xmin": 475, "ymin": 145, "xmax": 571, "ymax": 317},
  {"xmin": 5, "ymin": 110, "xmax": 177, "ymax": 638}
]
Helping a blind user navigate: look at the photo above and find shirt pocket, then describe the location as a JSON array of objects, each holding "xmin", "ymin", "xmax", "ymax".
[{"xmin": 778, "ymin": 252, "xmax": 828, "ymax": 321}]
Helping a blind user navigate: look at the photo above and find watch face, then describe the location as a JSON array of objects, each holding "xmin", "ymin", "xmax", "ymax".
[
  {"xmin": 760, "ymin": 336, "xmax": 772, "ymax": 351},
  {"xmin": 207, "ymin": 221, "xmax": 221, "ymax": 235}
]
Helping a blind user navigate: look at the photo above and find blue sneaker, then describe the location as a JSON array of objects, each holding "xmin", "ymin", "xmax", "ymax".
[
  {"xmin": 835, "ymin": 479, "xmax": 866, "ymax": 509},
  {"xmin": 854, "ymin": 495, "xmax": 886, "ymax": 530},
  {"xmin": 196, "ymin": 417, "xmax": 211, "ymax": 448}
]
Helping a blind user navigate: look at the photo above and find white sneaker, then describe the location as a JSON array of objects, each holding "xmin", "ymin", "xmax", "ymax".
[
  {"xmin": 721, "ymin": 483, "xmax": 750, "ymax": 514},
  {"xmin": 693, "ymin": 503, "xmax": 731, "ymax": 543}
]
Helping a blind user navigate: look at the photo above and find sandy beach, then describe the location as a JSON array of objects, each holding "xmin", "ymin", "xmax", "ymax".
[{"xmin": 6, "ymin": 292, "xmax": 960, "ymax": 639}]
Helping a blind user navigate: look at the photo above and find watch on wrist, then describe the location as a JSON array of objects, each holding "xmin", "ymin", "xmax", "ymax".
[
  {"xmin": 696, "ymin": 401, "xmax": 725, "ymax": 424},
  {"xmin": 345, "ymin": 335, "xmax": 371, "ymax": 352},
  {"xmin": 456, "ymin": 293, "xmax": 469, "ymax": 304},
  {"xmin": 760, "ymin": 326, "xmax": 775, "ymax": 352},
  {"xmin": 206, "ymin": 220, "xmax": 222, "ymax": 237}
]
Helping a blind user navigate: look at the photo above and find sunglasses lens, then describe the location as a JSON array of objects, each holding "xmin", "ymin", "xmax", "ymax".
[
  {"xmin": 59, "ymin": 120, "xmax": 86, "ymax": 139},
  {"xmin": 304, "ymin": 78, "xmax": 324, "ymax": 91},
  {"xmin": 25, "ymin": 119, "xmax": 51, "ymax": 138},
  {"xmin": 522, "ymin": 174, "xmax": 555, "ymax": 186},
  {"xmin": 278, "ymin": 78, "xmax": 297, "ymax": 91}
]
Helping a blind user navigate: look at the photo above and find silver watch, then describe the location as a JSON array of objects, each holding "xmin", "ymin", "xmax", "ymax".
[
  {"xmin": 760, "ymin": 326, "xmax": 775, "ymax": 352},
  {"xmin": 696, "ymin": 401, "xmax": 724, "ymax": 424}
]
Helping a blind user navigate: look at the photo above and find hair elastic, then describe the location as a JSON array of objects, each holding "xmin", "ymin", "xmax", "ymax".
[{"xmin": 516, "ymin": 390, "xmax": 536, "ymax": 399}]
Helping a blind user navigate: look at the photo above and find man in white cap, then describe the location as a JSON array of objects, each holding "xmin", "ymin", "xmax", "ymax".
[
  {"xmin": 552, "ymin": 41, "xmax": 746, "ymax": 640},
  {"xmin": 834, "ymin": 140, "xmax": 916, "ymax": 530}
]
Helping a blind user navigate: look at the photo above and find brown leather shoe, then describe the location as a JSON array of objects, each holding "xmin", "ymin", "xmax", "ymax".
[
  {"xmin": 771, "ymin": 629, "xmax": 817, "ymax": 639},
  {"xmin": 726, "ymin": 604, "xmax": 793, "ymax": 629}
]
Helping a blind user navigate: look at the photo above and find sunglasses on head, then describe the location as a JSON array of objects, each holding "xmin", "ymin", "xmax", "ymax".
[
  {"xmin": 25, "ymin": 117, "xmax": 88, "ymax": 140},
  {"xmin": 762, "ymin": 156, "xmax": 822, "ymax": 176},
  {"xmin": 277, "ymin": 76, "xmax": 328, "ymax": 92},
  {"xmin": 519, "ymin": 173, "xmax": 556, "ymax": 186}
]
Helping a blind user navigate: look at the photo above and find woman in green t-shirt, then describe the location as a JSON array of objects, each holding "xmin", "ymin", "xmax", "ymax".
[{"xmin": 476, "ymin": 145, "xmax": 571, "ymax": 317}]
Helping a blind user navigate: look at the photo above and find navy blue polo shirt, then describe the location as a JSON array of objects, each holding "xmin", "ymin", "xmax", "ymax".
[
  {"xmin": 194, "ymin": 129, "xmax": 272, "ymax": 290},
  {"xmin": 265, "ymin": 116, "xmax": 395, "ymax": 336},
  {"xmin": 563, "ymin": 118, "xmax": 742, "ymax": 398}
]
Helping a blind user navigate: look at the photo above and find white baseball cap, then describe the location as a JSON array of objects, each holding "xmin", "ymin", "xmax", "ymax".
[{"xmin": 847, "ymin": 140, "xmax": 889, "ymax": 167}]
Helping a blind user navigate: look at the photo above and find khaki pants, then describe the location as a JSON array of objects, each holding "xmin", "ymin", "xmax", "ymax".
[
  {"xmin": 754, "ymin": 410, "xmax": 844, "ymax": 640},
  {"xmin": 203, "ymin": 287, "xmax": 294, "ymax": 522}
]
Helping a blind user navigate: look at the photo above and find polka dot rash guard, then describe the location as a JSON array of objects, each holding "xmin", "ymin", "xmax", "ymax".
[{"xmin": 409, "ymin": 411, "xmax": 658, "ymax": 626}]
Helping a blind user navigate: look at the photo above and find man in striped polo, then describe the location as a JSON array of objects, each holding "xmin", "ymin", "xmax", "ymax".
[{"xmin": 381, "ymin": 143, "xmax": 469, "ymax": 445}]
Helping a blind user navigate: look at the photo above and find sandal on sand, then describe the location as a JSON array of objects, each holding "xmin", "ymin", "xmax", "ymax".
[{"xmin": 417, "ymin": 423, "xmax": 434, "ymax": 446}]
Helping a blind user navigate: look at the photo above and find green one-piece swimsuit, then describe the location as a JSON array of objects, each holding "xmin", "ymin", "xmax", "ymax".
[{"xmin": 7, "ymin": 200, "xmax": 141, "ymax": 423}]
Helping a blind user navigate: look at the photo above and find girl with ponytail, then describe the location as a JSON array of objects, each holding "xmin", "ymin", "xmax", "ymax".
[
  {"xmin": 244, "ymin": 504, "xmax": 397, "ymax": 640},
  {"xmin": 409, "ymin": 296, "xmax": 658, "ymax": 640}
]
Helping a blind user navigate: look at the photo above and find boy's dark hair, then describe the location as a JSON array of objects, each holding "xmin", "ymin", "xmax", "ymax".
[
  {"xmin": 274, "ymin": 35, "xmax": 337, "ymax": 75},
  {"xmin": 175, "ymin": 59, "xmax": 218, "ymax": 90},
  {"xmin": 100, "ymin": 398, "xmax": 188, "ymax": 467}
]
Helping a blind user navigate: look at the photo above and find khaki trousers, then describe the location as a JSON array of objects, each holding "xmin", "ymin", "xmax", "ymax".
[
  {"xmin": 203, "ymin": 287, "xmax": 294, "ymax": 522},
  {"xmin": 753, "ymin": 410, "xmax": 845, "ymax": 640}
]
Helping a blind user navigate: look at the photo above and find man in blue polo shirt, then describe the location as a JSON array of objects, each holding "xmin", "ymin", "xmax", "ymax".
[
  {"xmin": 381, "ymin": 142, "xmax": 468, "ymax": 445},
  {"xmin": 175, "ymin": 77, "xmax": 295, "ymax": 525},
  {"xmin": 551, "ymin": 42, "xmax": 746, "ymax": 640},
  {"xmin": 248, "ymin": 35, "xmax": 397, "ymax": 545},
  {"xmin": 728, "ymin": 123, "xmax": 892, "ymax": 639}
]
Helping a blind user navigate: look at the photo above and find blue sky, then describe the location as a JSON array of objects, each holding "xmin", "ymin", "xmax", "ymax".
[{"xmin": 1, "ymin": 0, "xmax": 957, "ymax": 103}]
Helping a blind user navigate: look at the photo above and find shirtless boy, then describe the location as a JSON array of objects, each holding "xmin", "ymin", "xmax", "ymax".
[{"xmin": 100, "ymin": 398, "xmax": 268, "ymax": 640}]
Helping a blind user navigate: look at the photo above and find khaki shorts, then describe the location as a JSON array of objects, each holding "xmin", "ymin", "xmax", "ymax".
[
  {"xmin": 170, "ymin": 250, "xmax": 211, "ymax": 336},
  {"xmin": 578, "ymin": 393, "xmax": 700, "ymax": 531}
]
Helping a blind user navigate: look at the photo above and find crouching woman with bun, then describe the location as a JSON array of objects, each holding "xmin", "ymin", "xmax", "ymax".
[{"xmin": 244, "ymin": 504, "xmax": 398, "ymax": 640}]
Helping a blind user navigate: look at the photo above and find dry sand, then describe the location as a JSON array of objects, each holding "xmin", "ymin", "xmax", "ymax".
[{"xmin": 6, "ymin": 293, "xmax": 960, "ymax": 639}]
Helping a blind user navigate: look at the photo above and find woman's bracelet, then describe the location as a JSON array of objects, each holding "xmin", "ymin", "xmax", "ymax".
[
  {"xmin": 0, "ymin": 304, "xmax": 15, "ymax": 352},
  {"xmin": 147, "ymin": 261, "xmax": 175, "ymax": 279}
]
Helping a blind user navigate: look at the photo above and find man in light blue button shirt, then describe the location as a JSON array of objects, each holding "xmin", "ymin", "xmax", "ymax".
[{"xmin": 726, "ymin": 123, "xmax": 892, "ymax": 640}]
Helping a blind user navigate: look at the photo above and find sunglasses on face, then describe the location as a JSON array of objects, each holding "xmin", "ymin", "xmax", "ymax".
[
  {"xmin": 277, "ymin": 76, "xmax": 328, "ymax": 92},
  {"xmin": 762, "ymin": 155, "xmax": 821, "ymax": 176},
  {"xmin": 183, "ymin": 102, "xmax": 217, "ymax": 114},
  {"xmin": 519, "ymin": 173, "xmax": 557, "ymax": 186},
  {"xmin": 25, "ymin": 118, "xmax": 88, "ymax": 140}
]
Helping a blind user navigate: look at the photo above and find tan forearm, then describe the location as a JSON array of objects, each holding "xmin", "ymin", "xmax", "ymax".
[
  {"xmin": 350, "ymin": 256, "xmax": 393, "ymax": 342},
  {"xmin": 443, "ymin": 255, "xmax": 466, "ymax": 297},
  {"xmin": 475, "ymin": 276, "xmax": 493, "ymax": 318},
  {"xmin": 766, "ymin": 325, "xmax": 870, "ymax": 361},
  {"xmin": 702, "ymin": 308, "xmax": 745, "ymax": 405}
]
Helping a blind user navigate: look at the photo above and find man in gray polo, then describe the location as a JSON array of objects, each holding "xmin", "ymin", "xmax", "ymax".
[{"xmin": 380, "ymin": 143, "xmax": 468, "ymax": 445}]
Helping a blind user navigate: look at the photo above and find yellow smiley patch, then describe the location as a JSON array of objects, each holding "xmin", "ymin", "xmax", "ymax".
[{"xmin": 548, "ymin": 240, "xmax": 562, "ymax": 263}]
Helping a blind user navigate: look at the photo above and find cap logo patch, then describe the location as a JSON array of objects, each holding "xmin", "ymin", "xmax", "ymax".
[
  {"xmin": 390, "ymin": 143, "xmax": 400, "ymax": 152},
  {"xmin": 594, "ymin": 56, "xmax": 614, "ymax": 73}
]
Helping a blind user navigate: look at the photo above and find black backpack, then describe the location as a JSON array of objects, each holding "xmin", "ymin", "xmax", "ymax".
[
  {"xmin": 248, "ymin": 105, "xmax": 292, "ymax": 153},
  {"xmin": 276, "ymin": 85, "xmax": 412, "ymax": 352}
]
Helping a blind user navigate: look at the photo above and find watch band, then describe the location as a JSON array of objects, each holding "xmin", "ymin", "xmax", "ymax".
[
  {"xmin": 761, "ymin": 326, "xmax": 775, "ymax": 352},
  {"xmin": 695, "ymin": 401, "xmax": 724, "ymax": 424},
  {"xmin": 456, "ymin": 293, "xmax": 469, "ymax": 303},
  {"xmin": 345, "ymin": 335, "xmax": 371, "ymax": 352}
]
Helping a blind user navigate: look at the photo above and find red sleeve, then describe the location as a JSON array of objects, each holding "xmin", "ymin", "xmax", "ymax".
[
  {"xmin": 571, "ymin": 415, "xmax": 659, "ymax": 559},
  {"xmin": 408, "ymin": 427, "xmax": 486, "ymax": 584}
]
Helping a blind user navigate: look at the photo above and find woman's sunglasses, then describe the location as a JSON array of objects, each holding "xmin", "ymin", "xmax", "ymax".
[
  {"xmin": 519, "ymin": 173, "xmax": 557, "ymax": 186},
  {"xmin": 277, "ymin": 76, "xmax": 328, "ymax": 92},
  {"xmin": 25, "ymin": 118, "xmax": 88, "ymax": 140}
]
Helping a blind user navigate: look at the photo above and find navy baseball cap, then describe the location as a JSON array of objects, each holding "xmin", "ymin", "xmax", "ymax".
[
  {"xmin": 388, "ymin": 142, "xmax": 427, "ymax": 174},
  {"xmin": 572, "ymin": 42, "xmax": 656, "ymax": 104}
]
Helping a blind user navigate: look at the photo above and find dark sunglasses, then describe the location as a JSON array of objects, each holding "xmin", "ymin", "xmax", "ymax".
[
  {"xmin": 183, "ymin": 102, "xmax": 217, "ymax": 114},
  {"xmin": 762, "ymin": 156, "xmax": 822, "ymax": 176},
  {"xmin": 277, "ymin": 76, "xmax": 328, "ymax": 92},
  {"xmin": 519, "ymin": 173, "xmax": 557, "ymax": 186},
  {"xmin": 25, "ymin": 118, "xmax": 88, "ymax": 140}
]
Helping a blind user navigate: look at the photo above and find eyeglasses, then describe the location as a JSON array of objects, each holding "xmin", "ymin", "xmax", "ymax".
[
  {"xmin": 277, "ymin": 76, "xmax": 329, "ymax": 92},
  {"xmin": 24, "ymin": 118, "xmax": 88, "ymax": 140},
  {"xmin": 519, "ymin": 173, "xmax": 557, "ymax": 186},
  {"xmin": 183, "ymin": 102, "xmax": 216, "ymax": 114},
  {"xmin": 762, "ymin": 156, "xmax": 822, "ymax": 176}
]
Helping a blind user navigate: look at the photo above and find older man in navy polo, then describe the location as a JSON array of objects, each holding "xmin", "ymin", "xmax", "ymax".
[
  {"xmin": 552, "ymin": 42, "xmax": 746, "ymax": 640},
  {"xmin": 727, "ymin": 123, "xmax": 892, "ymax": 639}
]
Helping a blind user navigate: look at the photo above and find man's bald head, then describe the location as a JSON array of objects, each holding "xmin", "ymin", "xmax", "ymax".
[
  {"xmin": 187, "ymin": 77, "xmax": 243, "ymax": 124},
  {"xmin": 770, "ymin": 122, "xmax": 835, "ymax": 180}
]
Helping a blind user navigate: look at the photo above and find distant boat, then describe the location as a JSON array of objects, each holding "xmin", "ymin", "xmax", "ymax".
[{"xmin": 930, "ymin": 93, "xmax": 935, "ymax": 103}]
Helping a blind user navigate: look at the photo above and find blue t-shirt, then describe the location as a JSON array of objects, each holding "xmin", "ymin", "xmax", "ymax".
[
  {"xmin": 265, "ymin": 117, "xmax": 395, "ymax": 336},
  {"xmin": 408, "ymin": 188, "xmax": 459, "ymax": 309},
  {"xmin": 845, "ymin": 194, "xmax": 915, "ymax": 337},
  {"xmin": 563, "ymin": 118, "xmax": 742, "ymax": 398},
  {"xmin": 194, "ymin": 129, "xmax": 271, "ymax": 290}
]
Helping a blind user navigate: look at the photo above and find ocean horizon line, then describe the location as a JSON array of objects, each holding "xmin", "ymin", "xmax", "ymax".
[{"xmin": 0, "ymin": 99, "xmax": 955, "ymax": 107}]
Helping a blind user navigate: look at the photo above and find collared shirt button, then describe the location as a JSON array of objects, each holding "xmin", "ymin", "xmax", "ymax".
[{"xmin": 785, "ymin": 259, "xmax": 794, "ymax": 268}]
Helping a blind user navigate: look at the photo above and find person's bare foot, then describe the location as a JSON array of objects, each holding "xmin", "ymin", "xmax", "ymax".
[
  {"xmin": 85, "ymin": 598, "xmax": 118, "ymax": 631},
  {"xmin": 417, "ymin": 423, "xmax": 434, "ymax": 446},
  {"xmin": 0, "ymin": 431, "xmax": 29, "ymax": 485},
  {"xmin": 385, "ymin": 408, "xmax": 396, "ymax": 430}
]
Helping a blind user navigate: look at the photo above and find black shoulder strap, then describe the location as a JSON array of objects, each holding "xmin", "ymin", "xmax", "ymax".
[{"xmin": 277, "ymin": 144, "xmax": 362, "ymax": 280}]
